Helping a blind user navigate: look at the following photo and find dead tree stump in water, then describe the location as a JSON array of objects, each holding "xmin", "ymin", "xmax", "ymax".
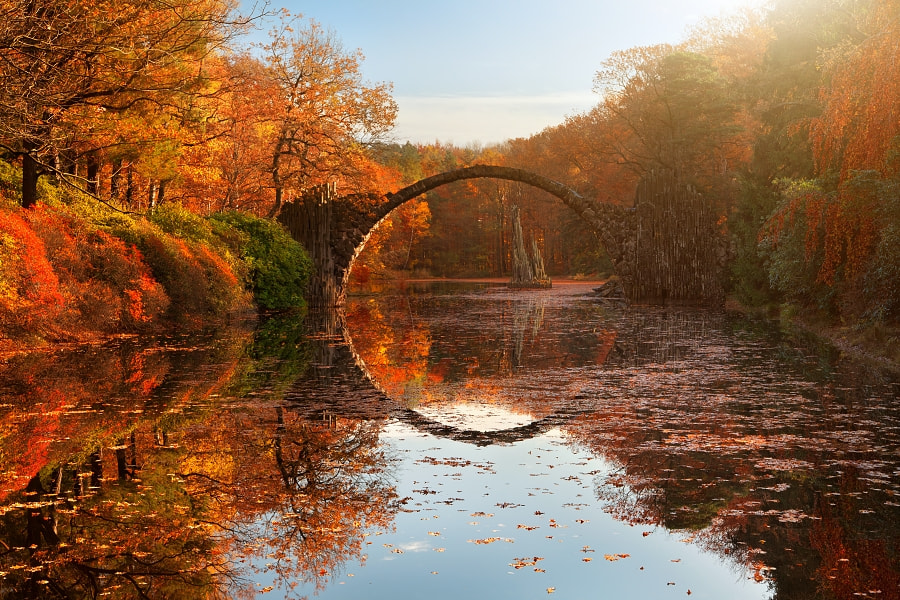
[{"xmin": 509, "ymin": 205, "xmax": 551, "ymax": 289}]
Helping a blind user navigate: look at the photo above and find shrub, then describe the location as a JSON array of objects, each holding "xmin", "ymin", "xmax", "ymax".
[
  {"xmin": 149, "ymin": 202, "xmax": 216, "ymax": 245},
  {"xmin": 0, "ymin": 159, "xmax": 21, "ymax": 208},
  {"xmin": 124, "ymin": 220, "xmax": 251, "ymax": 323},
  {"xmin": 24, "ymin": 204, "xmax": 170, "ymax": 332},
  {"xmin": 0, "ymin": 207, "xmax": 65, "ymax": 338},
  {"xmin": 758, "ymin": 179, "xmax": 834, "ymax": 313},
  {"xmin": 210, "ymin": 211, "xmax": 312, "ymax": 310}
]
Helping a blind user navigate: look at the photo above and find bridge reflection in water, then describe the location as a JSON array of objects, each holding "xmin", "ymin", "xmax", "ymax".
[
  {"xmin": 284, "ymin": 282, "xmax": 900, "ymax": 600},
  {"xmin": 1, "ymin": 282, "xmax": 897, "ymax": 598},
  {"xmin": 284, "ymin": 292, "xmax": 599, "ymax": 447}
]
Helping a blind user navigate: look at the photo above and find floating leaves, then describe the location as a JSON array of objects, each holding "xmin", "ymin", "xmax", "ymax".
[
  {"xmin": 604, "ymin": 554, "xmax": 630, "ymax": 561},
  {"xmin": 510, "ymin": 556, "xmax": 544, "ymax": 569},
  {"xmin": 468, "ymin": 537, "xmax": 513, "ymax": 545}
]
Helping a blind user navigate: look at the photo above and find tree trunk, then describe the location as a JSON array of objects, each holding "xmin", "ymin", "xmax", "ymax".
[
  {"xmin": 124, "ymin": 164, "xmax": 134, "ymax": 207},
  {"xmin": 21, "ymin": 150, "xmax": 39, "ymax": 209},
  {"xmin": 111, "ymin": 158, "xmax": 122, "ymax": 201},
  {"xmin": 86, "ymin": 151, "xmax": 100, "ymax": 195}
]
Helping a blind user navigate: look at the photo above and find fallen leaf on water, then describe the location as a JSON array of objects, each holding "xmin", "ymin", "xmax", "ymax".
[
  {"xmin": 468, "ymin": 537, "xmax": 512, "ymax": 545},
  {"xmin": 604, "ymin": 554, "xmax": 630, "ymax": 561},
  {"xmin": 671, "ymin": 559, "xmax": 681, "ymax": 563},
  {"xmin": 547, "ymin": 588, "xmax": 556, "ymax": 594},
  {"xmin": 510, "ymin": 556, "xmax": 544, "ymax": 569},
  {"xmin": 642, "ymin": 531, "xmax": 652, "ymax": 537},
  {"xmin": 582, "ymin": 557, "xmax": 593, "ymax": 562},
  {"xmin": 517, "ymin": 524, "xmax": 539, "ymax": 530},
  {"xmin": 434, "ymin": 548, "xmax": 445, "ymax": 552},
  {"xmin": 428, "ymin": 532, "xmax": 441, "ymax": 536}
]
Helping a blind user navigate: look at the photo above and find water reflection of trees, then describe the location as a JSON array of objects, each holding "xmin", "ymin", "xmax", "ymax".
[
  {"xmin": 343, "ymin": 290, "xmax": 610, "ymax": 407},
  {"xmin": 565, "ymin": 311, "xmax": 900, "ymax": 600},
  {"xmin": 0, "ymin": 317, "xmax": 399, "ymax": 598}
]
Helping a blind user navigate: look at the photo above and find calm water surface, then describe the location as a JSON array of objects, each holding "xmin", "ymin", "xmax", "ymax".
[{"xmin": 0, "ymin": 281, "xmax": 898, "ymax": 599}]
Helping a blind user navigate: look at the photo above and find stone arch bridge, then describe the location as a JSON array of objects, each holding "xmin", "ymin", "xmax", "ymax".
[{"xmin": 278, "ymin": 165, "xmax": 726, "ymax": 307}]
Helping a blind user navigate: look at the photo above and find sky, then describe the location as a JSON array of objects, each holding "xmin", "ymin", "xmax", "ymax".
[{"xmin": 251, "ymin": 0, "xmax": 767, "ymax": 146}]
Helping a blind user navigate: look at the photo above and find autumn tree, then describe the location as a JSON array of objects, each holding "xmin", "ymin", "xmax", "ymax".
[
  {"xmin": 594, "ymin": 45, "xmax": 742, "ymax": 187},
  {"xmin": 177, "ymin": 54, "xmax": 279, "ymax": 213},
  {"xmin": 0, "ymin": 0, "xmax": 257, "ymax": 209},
  {"xmin": 261, "ymin": 15, "xmax": 397, "ymax": 216},
  {"xmin": 753, "ymin": 0, "xmax": 900, "ymax": 322}
]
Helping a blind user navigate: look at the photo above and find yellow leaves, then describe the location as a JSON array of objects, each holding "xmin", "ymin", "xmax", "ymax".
[
  {"xmin": 510, "ymin": 556, "xmax": 544, "ymax": 569},
  {"xmin": 467, "ymin": 537, "xmax": 513, "ymax": 545},
  {"xmin": 604, "ymin": 553, "xmax": 630, "ymax": 561}
]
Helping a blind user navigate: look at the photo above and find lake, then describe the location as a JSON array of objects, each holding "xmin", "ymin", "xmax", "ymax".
[{"xmin": 1, "ymin": 281, "xmax": 898, "ymax": 599}]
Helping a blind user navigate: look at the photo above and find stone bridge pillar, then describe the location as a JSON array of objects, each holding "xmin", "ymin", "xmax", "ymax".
[{"xmin": 277, "ymin": 184, "xmax": 343, "ymax": 307}]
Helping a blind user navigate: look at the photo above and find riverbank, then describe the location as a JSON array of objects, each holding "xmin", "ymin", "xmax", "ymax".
[
  {"xmin": 724, "ymin": 297, "xmax": 900, "ymax": 376},
  {"xmin": 0, "ymin": 191, "xmax": 311, "ymax": 354}
]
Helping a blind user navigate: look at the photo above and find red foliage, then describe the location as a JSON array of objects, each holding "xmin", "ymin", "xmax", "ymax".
[
  {"xmin": 0, "ymin": 207, "xmax": 65, "ymax": 335},
  {"xmin": 24, "ymin": 205, "xmax": 170, "ymax": 332}
]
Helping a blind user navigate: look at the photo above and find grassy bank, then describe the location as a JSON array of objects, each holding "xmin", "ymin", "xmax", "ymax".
[{"xmin": 0, "ymin": 164, "xmax": 311, "ymax": 352}]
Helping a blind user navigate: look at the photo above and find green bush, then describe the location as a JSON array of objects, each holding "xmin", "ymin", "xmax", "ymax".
[
  {"xmin": 728, "ymin": 177, "xmax": 781, "ymax": 306},
  {"xmin": 0, "ymin": 159, "xmax": 21, "ymax": 208},
  {"xmin": 149, "ymin": 202, "xmax": 216, "ymax": 245},
  {"xmin": 757, "ymin": 179, "xmax": 835, "ymax": 313},
  {"xmin": 210, "ymin": 211, "xmax": 312, "ymax": 310}
]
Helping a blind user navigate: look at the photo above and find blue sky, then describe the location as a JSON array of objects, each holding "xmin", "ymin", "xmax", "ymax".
[{"xmin": 249, "ymin": 0, "xmax": 766, "ymax": 146}]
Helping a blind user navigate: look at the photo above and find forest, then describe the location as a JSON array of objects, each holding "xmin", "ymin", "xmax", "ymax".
[{"xmin": 0, "ymin": 0, "xmax": 898, "ymax": 358}]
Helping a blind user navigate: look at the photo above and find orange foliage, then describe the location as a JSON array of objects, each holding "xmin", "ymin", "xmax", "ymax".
[
  {"xmin": 0, "ymin": 207, "xmax": 65, "ymax": 336},
  {"xmin": 25, "ymin": 204, "xmax": 170, "ymax": 331},
  {"xmin": 810, "ymin": 0, "xmax": 900, "ymax": 178}
]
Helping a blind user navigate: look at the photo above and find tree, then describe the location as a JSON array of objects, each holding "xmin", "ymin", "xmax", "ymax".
[
  {"xmin": 0, "ymin": 0, "xmax": 255, "ymax": 208},
  {"xmin": 594, "ymin": 46, "xmax": 742, "ymax": 186},
  {"xmin": 809, "ymin": 0, "xmax": 900, "ymax": 178},
  {"xmin": 261, "ymin": 16, "xmax": 397, "ymax": 216},
  {"xmin": 178, "ymin": 54, "xmax": 280, "ymax": 214}
]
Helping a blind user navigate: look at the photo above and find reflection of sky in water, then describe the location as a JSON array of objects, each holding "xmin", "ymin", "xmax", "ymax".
[
  {"xmin": 411, "ymin": 401, "xmax": 538, "ymax": 432},
  {"xmin": 279, "ymin": 423, "xmax": 768, "ymax": 600}
]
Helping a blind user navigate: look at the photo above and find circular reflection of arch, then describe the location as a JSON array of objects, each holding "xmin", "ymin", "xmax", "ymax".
[{"xmin": 339, "ymin": 313, "xmax": 590, "ymax": 447}]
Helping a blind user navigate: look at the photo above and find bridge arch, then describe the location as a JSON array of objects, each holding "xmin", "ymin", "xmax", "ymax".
[{"xmin": 278, "ymin": 165, "xmax": 631, "ymax": 306}]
